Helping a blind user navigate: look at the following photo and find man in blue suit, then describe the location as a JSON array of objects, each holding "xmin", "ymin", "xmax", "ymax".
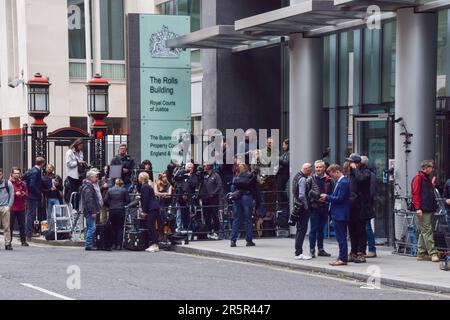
[{"xmin": 320, "ymin": 164, "xmax": 350, "ymax": 266}]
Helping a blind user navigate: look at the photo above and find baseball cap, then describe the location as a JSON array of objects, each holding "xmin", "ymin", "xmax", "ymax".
[{"xmin": 346, "ymin": 153, "xmax": 361, "ymax": 163}]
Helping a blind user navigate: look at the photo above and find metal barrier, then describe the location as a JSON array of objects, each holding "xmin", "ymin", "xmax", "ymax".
[
  {"xmin": 394, "ymin": 194, "xmax": 450, "ymax": 256},
  {"xmin": 152, "ymin": 190, "xmax": 291, "ymax": 241}
]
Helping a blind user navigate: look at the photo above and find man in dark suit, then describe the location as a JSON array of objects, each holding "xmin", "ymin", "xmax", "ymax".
[
  {"xmin": 320, "ymin": 164, "xmax": 350, "ymax": 266},
  {"xmin": 26, "ymin": 157, "xmax": 45, "ymax": 240}
]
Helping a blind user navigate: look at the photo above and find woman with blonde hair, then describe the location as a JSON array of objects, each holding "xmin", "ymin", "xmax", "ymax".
[
  {"xmin": 155, "ymin": 172, "xmax": 173, "ymax": 207},
  {"xmin": 138, "ymin": 172, "xmax": 160, "ymax": 252}
]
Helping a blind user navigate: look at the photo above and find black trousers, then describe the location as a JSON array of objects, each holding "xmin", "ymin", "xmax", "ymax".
[
  {"xmin": 203, "ymin": 198, "xmax": 220, "ymax": 232},
  {"xmin": 295, "ymin": 212, "xmax": 310, "ymax": 256},
  {"xmin": 109, "ymin": 210, "xmax": 125, "ymax": 248},
  {"xmin": 145, "ymin": 209, "xmax": 160, "ymax": 245},
  {"xmin": 10, "ymin": 211, "xmax": 26, "ymax": 242},
  {"xmin": 65, "ymin": 177, "xmax": 82, "ymax": 207},
  {"xmin": 348, "ymin": 208, "xmax": 367, "ymax": 254}
]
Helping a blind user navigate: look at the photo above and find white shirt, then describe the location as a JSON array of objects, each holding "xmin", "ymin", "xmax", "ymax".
[{"xmin": 66, "ymin": 149, "xmax": 84, "ymax": 179}]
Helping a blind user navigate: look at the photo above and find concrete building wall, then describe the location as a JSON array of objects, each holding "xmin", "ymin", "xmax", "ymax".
[{"xmin": 202, "ymin": 0, "xmax": 283, "ymax": 134}]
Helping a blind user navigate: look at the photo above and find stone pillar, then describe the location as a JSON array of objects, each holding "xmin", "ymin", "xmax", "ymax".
[
  {"xmin": 394, "ymin": 8, "xmax": 437, "ymax": 238},
  {"xmin": 289, "ymin": 34, "xmax": 323, "ymax": 178}
]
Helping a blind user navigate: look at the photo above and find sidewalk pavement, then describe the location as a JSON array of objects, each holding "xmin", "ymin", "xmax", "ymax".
[{"xmin": 172, "ymin": 237, "xmax": 450, "ymax": 294}]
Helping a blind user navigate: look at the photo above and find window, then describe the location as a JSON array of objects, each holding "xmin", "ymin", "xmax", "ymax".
[
  {"xmin": 68, "ymin": 0, "xmax": 89, "ymax": 59},
  {"xmin": 382, "ymin": 22, "xmax": 396, "ymax": 102},
  {"xmin": 363, "ymin": 28, "xmax": 381, "ymax": 105},
  {"xmin": 437, "ymin": 10, "xmax": 448, "ymax": 97},
  {"xmin": 339, "ymin": 31, "xmax": 354, "ymax": 107},
  {"xmin": 159, "ymin": 0, "xmax": 201, "ymax": 32},
  {"xmin": 100, "ymin": 0, "xmax": 124, "ymax": 61}
]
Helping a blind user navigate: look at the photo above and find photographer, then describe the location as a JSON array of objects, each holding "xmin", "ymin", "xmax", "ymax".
[
  {"xmin": 110, "ymin": 144, "xmax": 136, "ymax": 192},
  {"xmin": 173, "ymin": 162, "xmax": 198, "ymax": 232},
  {"xmin": 291, "ymin": 163, "xmax": 319, "ymax": 260},
  {"xmin": 42, "ymin": 164, "xmax": 63, "ymax": 226},
  {"xmin": 65, "ymin": 138, "xmax": 85, "ymax": 204},
  {"xmin": 200, "ymin": 163, "xmax": 223, "ymax": 240}
]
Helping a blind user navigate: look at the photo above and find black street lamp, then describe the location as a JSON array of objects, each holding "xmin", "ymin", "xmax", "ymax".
[
  {"xmin": 26, "ymin": 73, "xmax": 51, "ymax": 160},
  {"xmin": 87, "ymin": 74, "xmax": 110, "ymax": 169}
]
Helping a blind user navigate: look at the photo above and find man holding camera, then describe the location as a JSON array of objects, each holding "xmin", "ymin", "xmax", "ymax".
[
  {"xmin": 291, "ymin": 163, "xmax": 319, "ymax": 260},
  {"xmin": 173, "ymin": 162, "xmax": 199, "ymax": 231},
  {"xmin": 200, "ymin": 163, "xmax": 223, "ymax": 240},
  {"xmin": 110, "ymin": 144, "xmax": 136, "ymax": 192}
]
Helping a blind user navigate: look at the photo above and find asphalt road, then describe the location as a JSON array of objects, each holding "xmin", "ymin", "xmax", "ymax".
[{"xmin": 0, "ymin": 244, "xmax": 447, "ymax": 300}]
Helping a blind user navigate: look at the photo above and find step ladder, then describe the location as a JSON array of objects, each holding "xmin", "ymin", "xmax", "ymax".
[
  {"xmin": 69, "ymin": 192, "xmax": 84, "ymax": 241},
  {"xmin": 51, "ymin": 204, "xmax": 73, "ymax": 241}
]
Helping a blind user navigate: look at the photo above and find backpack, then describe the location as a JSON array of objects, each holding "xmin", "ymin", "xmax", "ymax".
[{"xmin": 0, "ymin": 180, "xmax": 10, "ymax": 197}]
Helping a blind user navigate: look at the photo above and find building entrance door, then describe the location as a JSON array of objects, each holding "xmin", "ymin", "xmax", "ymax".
[{"xmin": 353, "ymin": 114, "xmax": 394, "ymax": 240}]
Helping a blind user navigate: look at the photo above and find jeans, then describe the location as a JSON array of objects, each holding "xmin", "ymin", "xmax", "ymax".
[
  {"xmin": 26, "ymin": 199, "xmax": 40, "ymax": 237},
  {"xmin": 124, "ymin": 182, "xmax": 133, "ymax": 193},
  {"xmin": 295, "ymin": 212, "xmax": 310, "ymax": 256},
  {"xmin": 447, "ymin": 213, "xmax": 450, "ymax": 233},
  {"xmin": 85, "ymin": 214, "xmax": 96, "ymax": 248},
  {"xmin": 176, "ymin": 202, "xmax": 190, "ymax": 231},
  {"xmin": 47, "ymin": 198, "xmax": 61, "ymax": 229},
  {"xmin": 10, "ymin": 211, "xmax": 26, "ymax": 243},
  {"xmin": 176, "ymin": 206, "xmax": 182, "ymax": 231},
  {"xmin": 366, "ymin": 220, "xmax": 376, "ymax": 254},
  {"xmin": 309, "ymin": 209, "xmax": 328, "ymax": 253},
  {"xmin": 230, "ymin": 194, "xmax": 253, "ymax": 242}
]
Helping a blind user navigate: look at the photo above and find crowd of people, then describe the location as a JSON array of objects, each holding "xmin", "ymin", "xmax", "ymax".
[
  {"xmin": 0, "ymin": 136, "xmax": 448, "ymax": 264},
  {"xmin": 290, "ymin": 155, "xmax": 446, "ymax": 266}
]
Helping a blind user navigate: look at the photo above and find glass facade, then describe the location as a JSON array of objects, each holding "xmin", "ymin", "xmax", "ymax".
[
  {"xmin": 159, "ymin": 0, "xmax": 201, "ymax": 32},
  {"xmin": 320, "ymin": 12, "xmax": 450, "ymax": 237}
]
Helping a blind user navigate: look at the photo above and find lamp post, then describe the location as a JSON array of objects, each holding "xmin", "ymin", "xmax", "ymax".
[
  {"xmin": 26, "ymin": 73, "xmax": 51, "ymax": 161},
  {"xmin": 87, "ymin": 74, "xmax": 110, "ymax": 169}
]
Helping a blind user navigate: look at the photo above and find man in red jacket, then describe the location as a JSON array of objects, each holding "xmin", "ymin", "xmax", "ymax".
[
  {"xmin": 10, "ymin": 167, "xmax": 29, "ymax": 246},
  {"xmin": 411, "ymin": 160, "xmax": 439, "ymax": 262}
]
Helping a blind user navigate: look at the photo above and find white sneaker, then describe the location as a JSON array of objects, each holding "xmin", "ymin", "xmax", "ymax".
[
  {"xmin": 295, "ymin": 254, "xmax": 312, "ymax": 260},
  {"xmin": 145, "ymin": 245, "xmax": 159, "ymax": 253},
  {"xmin": 210, "ymin": 233, "xmax": 219, "ymax": 240}
]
